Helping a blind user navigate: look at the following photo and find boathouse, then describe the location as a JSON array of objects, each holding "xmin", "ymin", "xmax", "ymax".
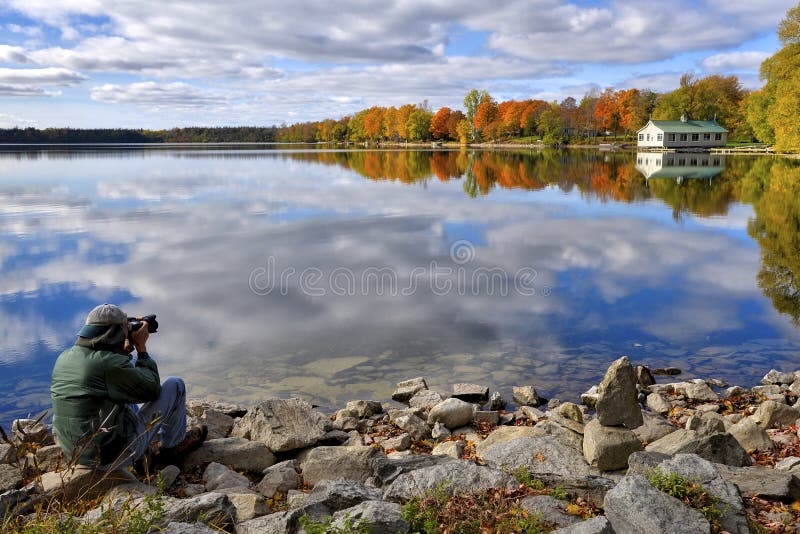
[{"xmin": 637, "ymin": 115, "xmax": 728, "ymax": 149}]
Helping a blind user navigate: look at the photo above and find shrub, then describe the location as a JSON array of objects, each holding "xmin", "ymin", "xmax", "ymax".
[{"xmin": 646, "ymin": 468, "xmax": 724, "ymax": 532}]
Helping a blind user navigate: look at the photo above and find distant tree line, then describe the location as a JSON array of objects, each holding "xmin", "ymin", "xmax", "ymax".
[{"xmin": 0, "ymin": 126, "xmax": 278, "ymax": 144}]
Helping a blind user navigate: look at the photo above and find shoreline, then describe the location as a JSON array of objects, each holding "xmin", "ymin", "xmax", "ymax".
[{"xmin": 3, "ymin": 358, "xmax": 799, "ymax": 532}]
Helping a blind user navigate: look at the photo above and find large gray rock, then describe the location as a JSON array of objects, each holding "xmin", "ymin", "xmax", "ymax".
[
  {"xmin": 33, "ymin": 444, "xmax": 65, "ymax": 472},
  {"xmin": 632, "ymin": 410, "xmax": 677, "ymax": 444},
  {"xmin": 371, "ymin": 454, "xmax": 456, "ymax": 487},
  {"xmin": 452, "ymin": 383, "xmax": 489, "ymax": 403},
  {"xmin": 512, "ymin": 385, "xmax": 541, "ymax": 407},
  {"xmin": 203, "ymin": 462, "xmax": 250, "ymax": 491},
  {"xmin": 431, "ymin": 440, "xmax": 464, "ymax": 459},
  {"xmin": 595, "ymin": 356, "xmax": 643, "ymax": 429},
  {"xmin": 307, "ymin": 478, "xmax": 383, "ymax": 512},
  {"xmin": 751, "ymin": 400, "xmax": 800, "ymax": 429},
  {"xmin": 0, "ymin": 464, "xmax": 23, "ymax": 494},
  {"xmin": 650, "ymin": 380, "xmax": 718, "ymax": 402},
  {"xmin": 392, "ymin": 377, "xmax": 428, "ymax": 403},
  {"xmin": 520, "ymin": 495, "xmax": 581, "ymax": 529},
  {"xmin": 475, "ymin": 426, "xmax": 540, "ymax": 457},
  {"xmin": 582, "ymin": 419, "xmax": 643, "ymax": 471},
  {"xmin": 235, "ymin": 512, "xmax": 290, "ymax": 534},
  {"xmin": 331, "ymin": 501, "xmax": 409, "ymax": 533},
  {"xmin": 645, "ymin": 428, "xmax": 752, "ymax": 466},
  {"xmin": 551, "ymin": 516, "xmax": 613, "ymax": 534},
  {"xmin": 657, "ymin": 454, "xmax": 748, "ymax": 534},
  {"xmin": 604, "ymin": 475, "xmax": 709, "ymax": 534},
  {"xmin": 161, "ymin": 522, "xmax": 219, "ymax": 534},
  {"xmin": 626, "ymin": 450, "xmax": 671, "ymax": 476},
  {"xmin": 383, "ymin": 460, "xmax": 511, "ymax": 502},
  {"xmin": 11, "ymin": 418, "xmax": 53, "ymax": 446},
  {"xmin": 428, "ymin": 398, "xmax": 475, "ymax": 430},
  {"xmin": 714, "ymin": 464, "xmax": 800, "ymax": 500},
  {"xmin": 526, "ymin": 419, "xmax": 584, "ymax": 452},
  {"xmin": 256, "ymin": 460, "xmax": 301, "ymax": 498},
  {"xmin": 186, "ymin": 398, "xmax": 248, "ymax": 418},
  {"xmin": 230, "ymin": 398, "xmax": 329, "ymax": 453},
  {"xmin": 160, "ymin": 492, "xmax": 236, "ymax": 529},
  {"xmin": 343, "ymin": 400, "xmax": 383, "ymax": 418},
  {"xmin": 533, "ymin": 473, "xmax": 617, "ymax": 505},
  {"xmin": 40, "ymin": 466, "xmax": 138, "ymax": 500},
  {"xmin": 301, "ymin": 446, "xmax": 381, "ymax": 486},
  {"xmin": 185, "ymin": 437, "xmax": 276, "ymax": 473},
  {"xmin": 408, "ymin": 389, "xmax": 443, "ymax": 410},
  {"xmin": 646, "ymin": 392, "xmax": 672, "ymax": 415},
  {"xmin": 480, "ymin": 435, "xmax": 595, "ymax": 477},
  {"xmin": 761, "ymin": 369, "xmax": 797, "ymax": 385},
  {"xmin": 0, "ymin": 443, "xmax": 16, "ymax": 464},
  {"xmin": 188, "ymin": 409, "xmax": 234, "ymax": 441},
  {"xmin": 223, "ymin": 490, "xmax": 270, "ymax": 522},
  {"xmin": 728, "ymin": 417, "xmax": 774, "ymax": 451},
  {"xmin": 392, "ymin": 414, "xmax": 429, "ymax": 441}
]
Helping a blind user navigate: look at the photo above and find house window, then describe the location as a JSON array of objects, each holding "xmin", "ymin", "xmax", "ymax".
[
  {"xmin": 657, "ymin": 133, "xmax": 663, "ymax": 141},
  {"xmin": 715, "ymin": 133, "xmax": 722, "ymax": 140},
  {"xmin": 680, "ymin": 134, "xmax": 687, "ymax": 141},
  {"xmin": 703, "ymin": 133, "xmax": 711, "ymax": 140},
  {"xmin": 646, "ymin": 133, "xmax": 651, "ymax": 141},
  {"xmin": 669, "ymin": 134, "xmax": 675, "ymax": 141},
  {"xmin": 639, "ymin": 133, "xmax": 644, "ymax": 141},
  {"xmin": 691, "ymin": 134, "xmax": 699, "ymax": 141}
]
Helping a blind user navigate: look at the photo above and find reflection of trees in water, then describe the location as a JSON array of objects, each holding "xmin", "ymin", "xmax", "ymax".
[
  {"xmin": 744, "ymin": 159, "xmax": 800, "ymax": 325},
  {"xmin": 281, "ymin": 149, "xmax": 800, "ymax": 327}
]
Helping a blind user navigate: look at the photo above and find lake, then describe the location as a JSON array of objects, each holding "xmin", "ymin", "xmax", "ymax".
[{"xmin": 1, "ymin": 146, "xmax": 799, "ymax": 423}]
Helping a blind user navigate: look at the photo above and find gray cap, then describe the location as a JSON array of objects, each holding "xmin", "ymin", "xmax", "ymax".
[{"xmin": 77, "ymin": 303, "xmax": 127, "ymax": 338}]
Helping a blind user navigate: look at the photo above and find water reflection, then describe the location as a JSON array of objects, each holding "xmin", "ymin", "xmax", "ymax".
[{"xmin": 0, "ymin": 148, "xmax": 798, "ymax": 424}]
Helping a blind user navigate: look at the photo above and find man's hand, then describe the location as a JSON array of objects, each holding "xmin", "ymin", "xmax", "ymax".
[{"xmin": 130, "ymin": 320, "xmax": 149, "ymax": 353}]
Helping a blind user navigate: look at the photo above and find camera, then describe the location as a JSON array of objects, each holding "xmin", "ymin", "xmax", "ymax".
[{"xmin": 127, "ymin": 314, "xmax": 159, "ymax": 334}]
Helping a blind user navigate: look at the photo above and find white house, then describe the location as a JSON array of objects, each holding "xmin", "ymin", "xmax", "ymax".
[
  {"xmin": 635, "ymin": 152, "xmax": 725, "ymax": 181},
  {"xmin": 637, "ymin": 116, "xmax": 728, "ymax": 149}
]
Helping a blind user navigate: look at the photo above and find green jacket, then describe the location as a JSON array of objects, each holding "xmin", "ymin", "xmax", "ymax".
[{"xmin": 50, "ymin": 343, "xmax": 161, "ymax": 466}]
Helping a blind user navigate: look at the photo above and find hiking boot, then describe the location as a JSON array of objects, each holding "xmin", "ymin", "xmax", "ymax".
[{"xmin": 152, "ymin": 424, "xmax": 208, "ymax": 468}]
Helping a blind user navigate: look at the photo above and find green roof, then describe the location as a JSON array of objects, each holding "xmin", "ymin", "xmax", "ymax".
[{"xmin": 640, "ymin": 120, "xmax": 728, "ymax": 133}]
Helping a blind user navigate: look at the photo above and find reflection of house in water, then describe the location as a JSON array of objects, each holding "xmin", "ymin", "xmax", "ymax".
[{"xmin": 635, "ymin": 152, "xmax": 725, "ymax": 184}]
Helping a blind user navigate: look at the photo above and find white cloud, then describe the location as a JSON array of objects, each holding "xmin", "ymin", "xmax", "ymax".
[
  {"xmin": 90, "ymin": 81, "xmax": 240, "ymax": 109},
  {"xmin": 0, "ymin": 45, "xmax": 31, "ymax": 64},
  {"xmin": 0, "ymin": 67, "xmax": 86, "ymax": 85},
  {"xmin": 701, "ymin": 51, "xmax": 770, "ymax": 72}
]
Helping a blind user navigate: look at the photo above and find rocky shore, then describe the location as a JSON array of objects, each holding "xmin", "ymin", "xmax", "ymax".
[{"xmin": 2, "ymin": 357, "xmax": 800, "ymax": 533}]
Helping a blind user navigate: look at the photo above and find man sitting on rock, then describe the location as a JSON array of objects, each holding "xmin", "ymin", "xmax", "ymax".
[{"xmin": 51, "ymin": 304, "xmax": 206, "ymax": 472}]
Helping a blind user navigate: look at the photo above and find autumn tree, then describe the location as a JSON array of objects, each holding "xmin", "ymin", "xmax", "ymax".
[
  {"xmin": 430, "ymin": 107, "xmax": 453, "ymax": 140},
  {"xmin": 473, "ymin": 92, "xmax": 498, "ymax": 141},
  {"xmin": 446, "ymin": 110, "xmax": 465, "ymax": 141},
  {"xmin": 748, "ymin": 2, "xmax": 800, "ymax": 151},
  {"xmin": 456, "ymin": 119, "xmax": 471, "ymax": 144},
  {"xmin": 594, "ymin": 88, "xmax": 622, "ymax": 137},
  {"xmin": 395, "ymin": 104, "xmax": 416, "ymax": 141}
]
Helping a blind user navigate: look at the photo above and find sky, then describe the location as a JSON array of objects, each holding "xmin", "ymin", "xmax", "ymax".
[{"xmin": 0, "ymin": 0, "xmax": 795, "ymax": 128}]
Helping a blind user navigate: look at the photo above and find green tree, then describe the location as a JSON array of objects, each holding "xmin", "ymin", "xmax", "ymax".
[
  {"xmin": 463, "ymin": 89, "xmax": 488, "ymax": 141},
  {"xmin": 746, "ymin": 2, "xmax": 800, "ymax": 152},
  {"xmin": 406, "ymin": 109, "xmax": 433, "ymax": 141}
]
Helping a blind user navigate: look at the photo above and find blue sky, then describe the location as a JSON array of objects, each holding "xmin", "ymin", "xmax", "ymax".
[{"xmin": 0, "ymin": 0, "xmax": 794, "ymax": 128}]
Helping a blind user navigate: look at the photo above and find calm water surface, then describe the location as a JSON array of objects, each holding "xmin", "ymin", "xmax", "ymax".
[{"xmin": 1, "ymin": 147, "xmax": 799, "ymax": 423}]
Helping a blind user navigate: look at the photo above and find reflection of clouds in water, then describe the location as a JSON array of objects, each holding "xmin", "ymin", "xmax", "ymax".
[{"xmin": 0, "ymin": 150, "xmax": 798, "ymax": 413}]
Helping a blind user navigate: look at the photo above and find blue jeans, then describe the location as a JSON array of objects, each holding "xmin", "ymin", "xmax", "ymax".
[{"xmin": 128, "ymin": 376, "xmax": 187, "ymax": 464}]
